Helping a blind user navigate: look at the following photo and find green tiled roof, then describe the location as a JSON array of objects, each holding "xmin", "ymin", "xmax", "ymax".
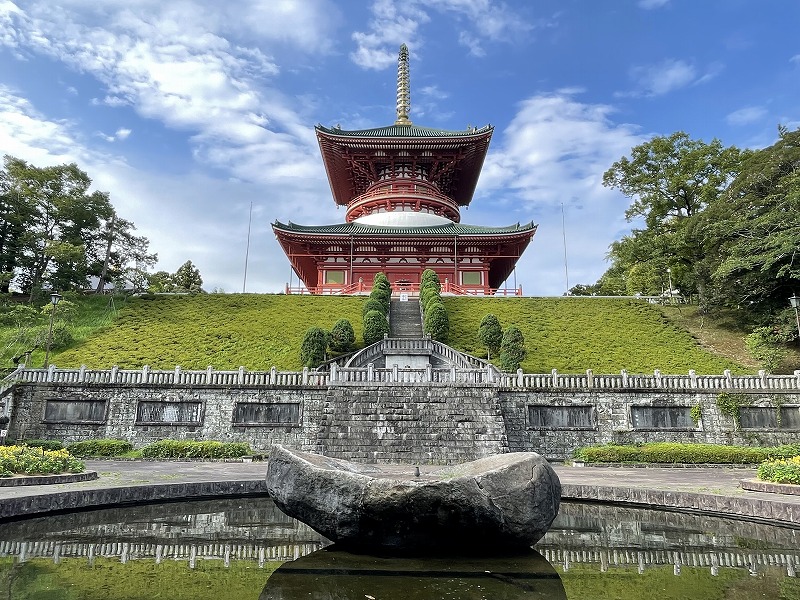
[
  {"xmin": 316, "ymin": 123, "xmax": 493, "ymax": 138},
  {"xmin": 273, "ymin": 220, "xmax": 536, "ymax": 236}
]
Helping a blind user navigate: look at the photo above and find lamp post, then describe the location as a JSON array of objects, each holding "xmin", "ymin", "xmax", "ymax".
[
  {"xmin": 666, "ymin": 268, "xmax": 674, "ymax": 305},
  {"xmin": 790, "ymin": 294, "xmax": 800, "ymax": 346},
  {"xmin": 43, "ymin": 291, "xmax": 62, "ymax": 368}
]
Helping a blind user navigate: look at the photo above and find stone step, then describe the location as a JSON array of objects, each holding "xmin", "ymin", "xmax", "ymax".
[{"xmin": 389, "ymin": 299, "xmax": 423, "ymax": 338}]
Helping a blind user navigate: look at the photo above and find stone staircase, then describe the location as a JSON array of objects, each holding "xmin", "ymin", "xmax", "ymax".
[{"xmin": 389, "ymin": 299, "xmax": 423, "ymax": 338}]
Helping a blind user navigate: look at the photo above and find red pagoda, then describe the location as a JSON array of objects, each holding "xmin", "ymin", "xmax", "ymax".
[{"xmin": 273, "ymin": 45, "xmax": 536, "ymax": 295}]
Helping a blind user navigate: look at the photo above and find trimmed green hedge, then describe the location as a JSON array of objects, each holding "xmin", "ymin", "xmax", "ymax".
[
  {"xmin": 20, "ymin": 439, "xmax": 65, "ymax": 451},
  {"xmin": 140, "ymin": 440, "xmax": 251, "ymax": 459},
  {"xmin": 67, "ymin": 439, "xmax": 134, "ymax": 458},
  {"xmin": 573, "ymin": 442, "xmax": 800, "ymax": 464},
  {"xmin": 758, "ymin": 456, "xmax": 800, "ymax": 485}
]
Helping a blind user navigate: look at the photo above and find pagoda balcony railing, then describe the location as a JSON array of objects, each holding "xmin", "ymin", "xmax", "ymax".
[
  {"xmin": 5, "ymin": 365, "xmax": 800, "ymax": 392},
  {"xmin": 284, "ymin": 282, "xmax": 522, "ymax": 297},
  {"xmin": 346, "ymin": 183, "xmax": 460, "ymax": 219}
]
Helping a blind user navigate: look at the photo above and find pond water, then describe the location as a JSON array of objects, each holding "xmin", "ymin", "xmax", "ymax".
[{"xmin": 0, "ymin": 497, "xmax": 798, "ymax": 599}]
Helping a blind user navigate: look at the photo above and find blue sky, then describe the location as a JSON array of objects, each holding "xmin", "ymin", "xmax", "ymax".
[{"xmin": 1, "ymin": 0, "xmax": 798, "ymax": 295}]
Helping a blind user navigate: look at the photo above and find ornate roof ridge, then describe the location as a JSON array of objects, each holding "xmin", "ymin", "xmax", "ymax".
[
  {"xmin": 273, "ymin": 220, "xmax": 536, "ymax": 235},
  {"xmin": 315, "ymin": 123, "xmax": 493, "ymax": 138}
]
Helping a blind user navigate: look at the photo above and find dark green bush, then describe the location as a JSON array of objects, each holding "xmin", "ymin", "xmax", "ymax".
[
  {"xmin": 423, "ymin": 303, "xmax": 449, "ymax": 341},
  {"xmin": 329, "ymin": 319, "xmax": 356, "ymax": 353},
  {"xmin": 369, "ymin": 286, "xmax": 391, "ymax": 313},
  {"xmin": 420, "ymin": 269, "xmax": 441, "ymax": 293},
  {"xmin": 140, "ymin": 440, "xmax": 251, "ymax": 459},
  {"xmin": 363, "ymin": 310, "xmax": 390, "ymax": 345},
  {"xmin": 574, "ymin": 442, "xmax": 800, "ymax": 464},
  {"xmin": 362, "ymin": 298, "xmax": 386, "ymax": 316},
  {"xmin": 22, "ymin": 439, "xmax": 64, "ymax": 451},
  {"xmin": 300, "ymin": 326, "xmax": 329, "ymax": 368},
  {"xmin": 478, "ymin": 313, "xmax": 503, "ymax": 359},
  {"xmin": 66, "ymin": 439, "xmax": 133, "ymax": 457},
  {"xmin": 499, "ymin": 325, "xmax": 526, "ymax": 371}
]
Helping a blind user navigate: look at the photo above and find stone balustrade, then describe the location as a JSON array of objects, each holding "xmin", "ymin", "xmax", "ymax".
[{"xmin": 5, "ymin": 364, "xmax": 800, "ymax": 391}]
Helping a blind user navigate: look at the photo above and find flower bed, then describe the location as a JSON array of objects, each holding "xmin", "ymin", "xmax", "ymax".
[
  {"xmin": 757, "ymin": 456, "xmax": 800, "ymax": 485},
  {"xmin": 0, "ymin": 445, "xmax": 85, "ymax": 477}
]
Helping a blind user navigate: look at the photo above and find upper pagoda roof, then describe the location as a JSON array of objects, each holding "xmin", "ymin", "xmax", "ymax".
[
  {"xmin": 272, "ymin": 219, "xmax": 536, "ymax": 237},
  {"xmin": 315, "ymin": 123, "xmax": 493, "ymax": 139}
]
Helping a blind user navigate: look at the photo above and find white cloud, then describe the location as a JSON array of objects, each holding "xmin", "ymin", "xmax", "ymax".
[
  {"xmin": 726, "ymin": 106, "xmax": 767, "ymax": 126},
  {"xmin": 474, "ymin": 91, "xmax": 646, "ymax": 294},
  {"xmin": 791, "ymin": 54, "xmax": 800, "ymax": 65},
  {"xmin": 350, "ymin": 0, "xmax": 535, "ymax": 70},
  {"xmin": 638, "ymin": 0, "xmax": 669, "ymax": 9},
  {"xmin": 0, "ymin": 1, "xmax": 329, "ymax": 188},
  {"xmin": 0, "ymin": 85, "xmax": 89, "ymax": 164},
  {"xmin": 458, "ymin": 31, "xmax": 485, "ymax": 57},
  {"xmin": 350, "ymin": 0, "xmax": 430, "ymax": 70},
  {"xmin": 627, "ymin": 59, "xmax": 696, "ymax": 97}
]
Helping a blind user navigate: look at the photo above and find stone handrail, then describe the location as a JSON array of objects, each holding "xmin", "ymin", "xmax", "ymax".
[{"xmin": 4, "ymin": 365, "xmax": 800, "ymax": 391}]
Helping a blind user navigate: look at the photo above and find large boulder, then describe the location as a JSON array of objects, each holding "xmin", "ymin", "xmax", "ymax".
[{"xmin": 265, "ymin": 445, "xmax": 561, "ymax": 551}]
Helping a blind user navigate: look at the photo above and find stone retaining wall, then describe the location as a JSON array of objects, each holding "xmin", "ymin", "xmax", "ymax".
[{"xmin": 7, "ymin": 382, "xmax": 800, "ymax": 461}]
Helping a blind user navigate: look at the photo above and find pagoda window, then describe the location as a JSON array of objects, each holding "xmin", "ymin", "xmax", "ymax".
[
  {"xmin": 324, "ymin": 270, "xmax": 345, "ymax": 285},
  {"xmin": 461, "ymin": 271, "xmax": 482, "ymax": 286},
  {"xmin": 430, "ymin": 246, "xmax": 450, "ymax": 253}
]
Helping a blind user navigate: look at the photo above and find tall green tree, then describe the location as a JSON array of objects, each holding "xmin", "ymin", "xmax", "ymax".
[
  {"xmin": 95, "ymin": 213, "xmax": 157, "ymax": 293},
  {"xmin": 705, "ymin": 127, "xmax": 800, "ymax": 314},
  {"xmin": 478, "ymin": 313, "xmax": 503, "ymax": 359},
  {"xmin": 499, "ymin": 326, "xmax": 526, "ymax": 372},
  {"xmin": 173, "ymin": 260, "xmax": 204, "ymax": 293},
  {"xmin": 0, "ymin": 156, "xmax": 152, "ymax": 298},
  {"xmin": 601, "ymin": 132, "xmax": 746, "ymax": 307},
  {"xmin": 2, "ymin": 157, "xmax": 116, "ymax": 299},
  {"xmin": 329, "ymin": 319, "xmax": 356, "ymax": 353},
  {"xmin": 300, "ymin": 326, "xmax": 329, "ymax": 368}
]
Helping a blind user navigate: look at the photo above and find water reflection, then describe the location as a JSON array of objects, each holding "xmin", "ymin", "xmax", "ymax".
[
  {"xmin": 260, "ymin": 547, "xmax": 566, "ymax": 599},
  {"xmin": 0, "ymin": 498, "xmax": 798, "ymax": 599}
]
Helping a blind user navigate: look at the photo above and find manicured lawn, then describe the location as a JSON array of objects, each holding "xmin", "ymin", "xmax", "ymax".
[{"xmin": 445, "ymin": 297, "xmax": 749, "ymax": 374}]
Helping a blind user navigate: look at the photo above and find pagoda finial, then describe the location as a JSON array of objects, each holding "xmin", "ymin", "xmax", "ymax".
[{"xmin": 395, "ymin": 44, "xmax": 411, "ymax": 125}]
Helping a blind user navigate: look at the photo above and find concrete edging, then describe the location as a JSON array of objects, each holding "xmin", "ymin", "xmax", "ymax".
[
  {"xmin": 1, "ymin": 478, "xmax": 797, "ymax": 529},
  {"xmin": 740, "ymin": 479, "xmax": 800, "ymax": 497},
  {"xmin": 0, "ymin": 471, "xmax": 98, "ymax": 487},
  {"xmin": 0, "ymin": 480, "xmax": 269, "ymax": 521},
  {"xmin": 560, "ymin": 483, "xmax": 799, "ymax": 526}
]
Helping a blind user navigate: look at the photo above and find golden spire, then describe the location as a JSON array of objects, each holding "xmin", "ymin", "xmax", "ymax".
[{"xmin": 395, "ymin": 44, "xmax": 411, "ymax": 125}]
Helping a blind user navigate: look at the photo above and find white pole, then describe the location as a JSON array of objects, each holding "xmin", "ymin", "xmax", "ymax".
[
  {"xmin": 242, "ymin": 201, "xmax": 253, "ymax": 293},
  {"xmin": 561, "ymin": 202, "xmax": 569, "ymax": 294}
]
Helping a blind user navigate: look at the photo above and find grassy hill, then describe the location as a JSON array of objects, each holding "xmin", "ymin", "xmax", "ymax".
[
  {"xmin": 445, "ymin": 297, "xmax": 749, "ymax": 374},
  {"xmin": 5, "ymin": 294, "xmax": 366, "ymax": 371},
  {"xmin": 0, "ymin": 293, "xmax": 779, "ymax": 374}
]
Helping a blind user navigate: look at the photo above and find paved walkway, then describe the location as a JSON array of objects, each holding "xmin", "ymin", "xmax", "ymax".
[{"xmin": 0, "ymin": 461, "xmax": 797, "ymax": 526}]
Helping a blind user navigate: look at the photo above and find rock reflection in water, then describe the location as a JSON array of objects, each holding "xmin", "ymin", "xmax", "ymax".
[{"xmin": 259, "ymin": 547, "xmax": 566, "ymax": 600}]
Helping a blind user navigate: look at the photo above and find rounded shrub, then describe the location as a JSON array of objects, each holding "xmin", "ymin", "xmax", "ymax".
[
  {"xmin": 300, "ymin": 326, "xmax": 329, "ymax": 368},
  {"xmin": 363, "ymin": 310, "xmax": 390, "ymax": 345},
  {"xmin": 362, "ymin": 297, "xmax": 386, "ymax": 317},
  {"xmin": 478, "ymin": 313, "xmax": 503, "ymax": 359},
  {"xmin": 329, "ymin": 319, "xmax": 356, "ymax": 353},
  {"xmin": 499, "ymin": 325, "xmax": 526, "ymax": 372},
  {"xmin": 423, "ymin": 303, "xmax": 449, "ymax": 342}
]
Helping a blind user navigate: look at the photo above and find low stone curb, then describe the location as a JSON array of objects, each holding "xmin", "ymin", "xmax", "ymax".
[
  {"xmin": 740, "ymin": 479, "xmax": 800, "ymax": 497},
  {"xmin": 560, "ymin": 483, "xmax": 799, "ymax": 527},
  {"xmin": 0, "ymin": 479, "xmax": 268, "ymax": 521},
  {"xmin": 1, "ymin": 478, "xmax": 797, "ymax": 529},
  {"xmin": 0, "ymin": 471, "xmax": 98, "ymax": 487}
]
